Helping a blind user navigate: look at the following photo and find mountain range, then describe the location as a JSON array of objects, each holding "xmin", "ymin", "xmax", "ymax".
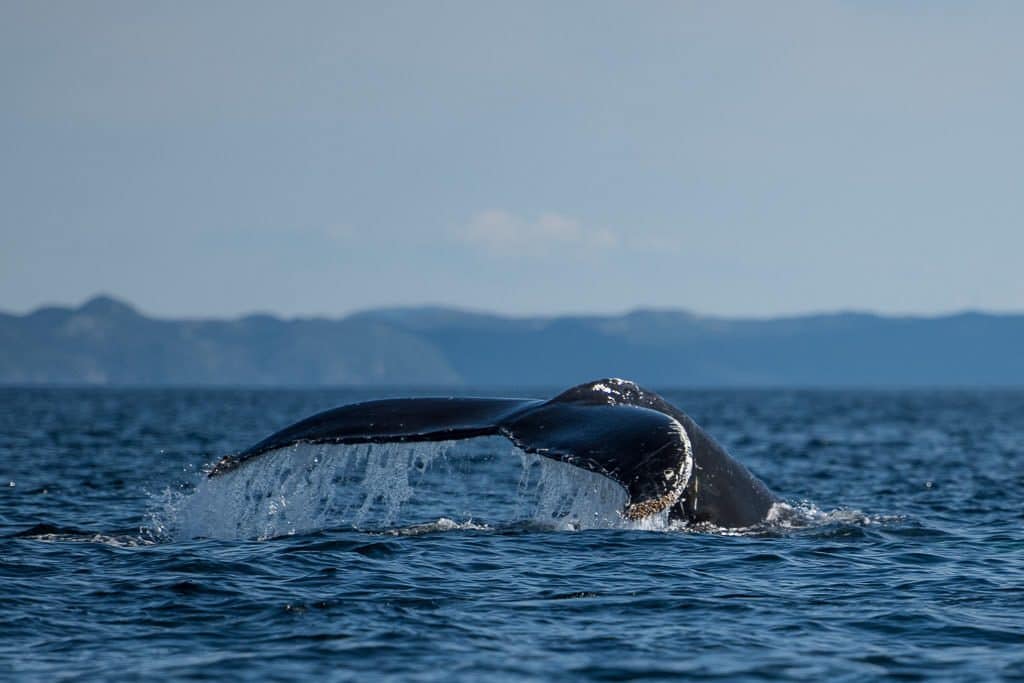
[{"xmin": 2, "ymin": 296, "xmax": 1022, "ymax": 387}]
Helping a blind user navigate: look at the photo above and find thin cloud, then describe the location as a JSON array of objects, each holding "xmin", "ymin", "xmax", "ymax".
[{"xmin": 455, "ymin": 210, "xmax": 619, "ymax": 256}]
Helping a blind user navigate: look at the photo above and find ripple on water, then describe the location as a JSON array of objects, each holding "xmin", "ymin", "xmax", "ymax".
[{"xmin": 1, "ymin": 388, "xmax": 1022, "ymax": 681}]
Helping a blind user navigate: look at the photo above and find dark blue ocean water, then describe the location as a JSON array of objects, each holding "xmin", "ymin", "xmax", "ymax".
[{"xmin": 1, "ymin": 387, "xmax": 1022, "ymax": 681}]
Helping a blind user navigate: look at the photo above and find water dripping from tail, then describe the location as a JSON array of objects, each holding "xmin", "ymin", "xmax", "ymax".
[{"xmin": 147, "ymin": 437, "xmax": 666, "ymax": 541}]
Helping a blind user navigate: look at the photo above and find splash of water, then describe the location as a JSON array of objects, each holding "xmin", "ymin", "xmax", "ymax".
[
  {"xmin": 764, "ymin": 501, "xmax": 902, "ymax": 529},
  {"xmin": 666, "ymin": 501, "xmax": 898, "ymax": 536},
  {"xmin": 516, "ymin": 451, "xmax": 668, "ymax": 532},
  {"xmin": 146, "ymin": 439, "xmax": 882, "ymax": 541},
  {"xmin": 148, "ymin": 437, "xmax": 662, "ymax": 541}
]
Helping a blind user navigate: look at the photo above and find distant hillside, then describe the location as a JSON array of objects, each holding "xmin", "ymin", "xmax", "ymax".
[{"xmin": 2, "ymin": 296, "xmax": 1023, "ymax": 386}]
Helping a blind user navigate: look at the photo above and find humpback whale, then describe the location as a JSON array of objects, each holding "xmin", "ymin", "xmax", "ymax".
[{"xmin": 210, "ymin": 378, "xmax": 778, "ymax": 528}]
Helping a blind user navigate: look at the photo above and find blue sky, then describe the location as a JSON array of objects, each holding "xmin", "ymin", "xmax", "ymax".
[{"xmin": 2, "ymin": 1, "xmax": 1022, "ymax": 318}]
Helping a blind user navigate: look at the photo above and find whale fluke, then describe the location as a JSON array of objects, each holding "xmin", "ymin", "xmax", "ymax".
[{"xmin": 210, "ymin": 378, "xmax": 778, "ymax": 527}]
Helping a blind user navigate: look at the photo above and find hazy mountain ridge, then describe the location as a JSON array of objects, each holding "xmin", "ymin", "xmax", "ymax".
[{"xmin": 2, "ymin": 296, "xmax": 1023, "ymax": 386}]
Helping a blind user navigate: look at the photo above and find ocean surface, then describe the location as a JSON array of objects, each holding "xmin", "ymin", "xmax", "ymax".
[{"xmin": 1, "ymin": 386, "xmax": 1022, "ymax": 681}]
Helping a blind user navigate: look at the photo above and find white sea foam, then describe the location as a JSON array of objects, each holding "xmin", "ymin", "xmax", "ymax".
[
  {"xmin": 14, "ymin": 530, "xmax": 156, "ymax": 547},
  {"xmin": 383, "ymin": 517, "xmax": 491, "ymax": 536},
  {"xmin": 764, "ymin": 501, "xmax": 902, "ymax": 528},
  {"xmin": 666, "ymin": 500, "xmax": 898, "ymax": 536}
]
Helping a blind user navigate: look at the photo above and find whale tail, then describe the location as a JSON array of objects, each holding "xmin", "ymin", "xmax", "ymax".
[{"xmin": 210, "ymin": 379, "xmax": 777, "ymax": 526}]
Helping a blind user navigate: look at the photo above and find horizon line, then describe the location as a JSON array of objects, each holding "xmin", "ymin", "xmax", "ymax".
[{"xmin": 3, "ymin": 292, "xmax": 1024, "ymax": 323}]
